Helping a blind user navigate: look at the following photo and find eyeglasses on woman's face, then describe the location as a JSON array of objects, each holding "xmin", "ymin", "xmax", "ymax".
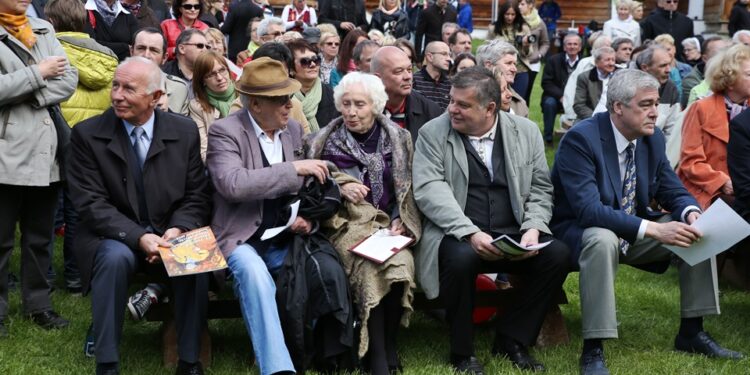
[
  {"xmin": 298, "ymin": 55, "xmax": 321, "ymax": 68},
  {"xmin": 181, "ymin": 3, "xmax": 202, "ymax": 10},
  {"xmin": 205, "ymin": 67, "xmax": 228, "ymax": 81}
]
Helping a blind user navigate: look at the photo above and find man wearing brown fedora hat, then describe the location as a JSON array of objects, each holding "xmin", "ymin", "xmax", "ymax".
[{"xmin": 206, "ymin": 57, "xmax": 331, "ymax": 375}]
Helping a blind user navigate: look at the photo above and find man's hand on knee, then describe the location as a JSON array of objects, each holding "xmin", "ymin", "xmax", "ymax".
[{"xmin": 645, "ymin": 220, "xmax": 702, "ymax": 248}]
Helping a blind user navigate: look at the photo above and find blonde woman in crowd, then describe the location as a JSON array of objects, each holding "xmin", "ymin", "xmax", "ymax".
[{"xmin": 603, "ymin": 0, "xmax": 641, "ymax": 46}]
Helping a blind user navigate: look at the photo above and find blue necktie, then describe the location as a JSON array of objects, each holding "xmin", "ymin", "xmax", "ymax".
[
  {"xmin": 132, "ymin": 127, "xmax": 147, "ymax": 169},
  {"xmin": 619, "ymin": 143, "xmax": 636, "ymax": 255}
]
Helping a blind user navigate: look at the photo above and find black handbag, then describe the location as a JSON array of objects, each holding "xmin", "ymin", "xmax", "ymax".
[{"xmin": 1, "ymin": 38, "xmax": 71, "ymax": 177}]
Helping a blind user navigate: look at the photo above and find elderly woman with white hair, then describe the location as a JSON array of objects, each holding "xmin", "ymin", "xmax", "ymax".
[
  {"xmin": 603, "ymin": 0, "xmax": 641, "ymax": 46},
  {"xmin": 305, "ymin": 72, "xmax": 420, "ymax": 375}
]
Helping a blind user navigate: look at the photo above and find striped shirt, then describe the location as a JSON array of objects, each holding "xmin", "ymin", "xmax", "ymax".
[{"xmin": 412, "ymin": 67, "xmax": 451, "ymax": 110}]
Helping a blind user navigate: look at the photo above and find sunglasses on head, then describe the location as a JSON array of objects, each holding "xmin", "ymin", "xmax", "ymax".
[
  {"xmin": 181, "ymin": 3, "xmax": 202, "ymax": 10},
  {"xmin": 298, "ymin": 55, "xmax": 321, "ymax": 67}
]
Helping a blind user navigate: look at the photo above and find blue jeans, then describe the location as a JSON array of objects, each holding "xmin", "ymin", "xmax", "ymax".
[
  {"xmin": 227, "ymin": 243, "xmax": 294, "ymax": 375},
  {"xmin": 541, "ymin": 96, "xmax": 560, "ymax": 142}
]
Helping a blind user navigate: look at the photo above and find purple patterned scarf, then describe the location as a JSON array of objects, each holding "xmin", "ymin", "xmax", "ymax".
[{"xmin": 321, "ymin": 120, "xmax": 394, "ymax": 211}]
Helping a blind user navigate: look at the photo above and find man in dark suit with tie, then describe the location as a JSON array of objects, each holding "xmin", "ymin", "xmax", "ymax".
[
  {"xmin": 540, "ymin": 33, "xmax": 581, "ymax": 146},
  {"xmin": 551, "ymin": 69, "xmax": 743, "ymax": 375},
  {"xmin": 67, "ymin": 57, "xmax": 210, "ymax": 375}
]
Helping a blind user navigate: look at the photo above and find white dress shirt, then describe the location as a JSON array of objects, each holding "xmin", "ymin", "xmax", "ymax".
[
  {"xmin": 467, "ymin": 116, "xmax": 499, "ymax": 180},
  {"xmin": 249, "ymin": 110, "xmax": 284, "ymax": 165}
]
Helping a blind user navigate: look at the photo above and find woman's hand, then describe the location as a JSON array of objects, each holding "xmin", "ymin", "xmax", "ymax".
[
  {"xmin": 389, "ymin": 218, "xmax": 406, "ymax": 236},
  {"xmin": 39, "ymin": 56, "xmax": 67, "ymax": 79},
  {"xmin": 341, "ymin": 182, "xmax": 369, "ymax": 204}
]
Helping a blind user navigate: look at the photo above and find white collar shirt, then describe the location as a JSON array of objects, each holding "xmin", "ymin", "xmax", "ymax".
[{"xmin": 248, "ymin": 110, "xmax": 284, "ymax": 165}]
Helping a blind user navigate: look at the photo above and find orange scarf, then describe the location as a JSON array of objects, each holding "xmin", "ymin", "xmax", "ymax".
[{"xmin": 0, "ymin": 13, "xmax": 36, "ymax": 49}]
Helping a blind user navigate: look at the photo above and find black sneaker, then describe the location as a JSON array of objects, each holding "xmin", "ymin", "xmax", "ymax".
[
  {"xmin": 29, "ymin": 310, "xmax": 69, "ymax": 330},
  {"xmin": 84, "ymin": 323, "xmax": 95, "ymax": 358},
  {"xmin": 127, "ymin": 290, "xmax": 156, "ymax": 320}
]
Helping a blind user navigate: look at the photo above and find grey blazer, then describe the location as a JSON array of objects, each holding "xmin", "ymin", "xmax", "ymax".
[
  {"xmin": 573, "ymin": 67, "xmax": 604, "ymax": 121},
  {"xmin": 207, "ymin": 110, "xmax": 305, "ymax": 257},
  {"xmin": 412, "ymin": 112, "xmax": 553, "ymax": 299}
]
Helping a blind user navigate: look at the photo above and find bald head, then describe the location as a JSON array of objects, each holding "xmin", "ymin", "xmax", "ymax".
[
  {"xmin": 371, "ymin": 46, "xmax": 414, "ymax": 100},
  {"xmin": 118, "ymin": 56, "xmax": 164, "ymax": 94},
  {"xmin": 371, "ymin": 46, "xmax": 409, "ymax": 74}
]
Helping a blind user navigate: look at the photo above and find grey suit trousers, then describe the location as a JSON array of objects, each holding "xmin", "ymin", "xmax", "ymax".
[{"xmin": 578, "ymin": 217, "xmax": 719, "ymax": 340}]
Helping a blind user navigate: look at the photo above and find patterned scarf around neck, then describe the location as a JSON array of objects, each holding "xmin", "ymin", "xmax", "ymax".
[
  {"xmin": 0, "ymin": 13, "xmax": 36, "ymax": 49},
  {"xmin": 724, "ymin": 95, "xmax": 748, "ymax": 121},
  {"xmin": 523, "ymin": 8, "xmax": 542, "ymax": 29},
  {"xmin": 206, "ymin": 82, "xmax": 236, "ymax": 118},
  {"xmin": 94, "ymin": 0, "xmax": 119, "ymax": 26},
  {"xmin": 293, "ymin": 77, "xmax": 322, "ymax": 132},
  {"xmin": 322, "ymin": 120, "xmax": 393, "ymax": 210}
]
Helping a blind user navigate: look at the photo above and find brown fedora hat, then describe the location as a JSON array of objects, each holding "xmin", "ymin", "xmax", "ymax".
[{"xmin": 236, "ymin": 57, "xmax": 301, "ymax": 97}]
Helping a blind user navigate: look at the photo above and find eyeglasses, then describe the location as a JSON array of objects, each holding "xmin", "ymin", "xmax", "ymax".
[
  {"xmin": 428, "ymin": 51, "xmax": 450, "ymax": 57},
  {"xmin": 663, "ymin": 0, "xmax": 678, "ymax": 3},
  {"xmin": 264, "ymin": 31, "xmax": 284, "ymax": 38},
  {"xmin": 259, "ymin": 94, "xmax": 294, "ymax": 105},
  {"xmin": 181, "ymin": 3, "xmax": 202, "ymax": 10},
  {"xmin": 183, "ymin": 42, "xmax": 212, "ymax": 50},
  {"xmin": 324, "ymin": 42, "xmax": 340, "ymax": 47},
  {"xmin": 298, "ymin": 55, "xmax": 321, "ymax": 68},
  {"xmin": 205, "ymin": 67, "xmax": 228, "ymax": 80}
]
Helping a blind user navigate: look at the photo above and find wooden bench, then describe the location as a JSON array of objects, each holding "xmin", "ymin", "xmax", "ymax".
[{"xmin": 145, "ymin": 280, "xmax": 569, "ymax": 367}]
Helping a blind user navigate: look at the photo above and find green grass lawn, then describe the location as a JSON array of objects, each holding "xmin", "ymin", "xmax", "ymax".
[{"xmin": 2, "ymin": 56, "xmax": 750, "ymax": 375}]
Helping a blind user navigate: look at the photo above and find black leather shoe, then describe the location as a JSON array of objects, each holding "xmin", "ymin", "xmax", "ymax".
[
  {"xmin": 95, "ymin": 363, "xmax": 119, "ymax": 375},
  {"xmin": 579, "ymin": 348, "xmax": 609, "ymax": 375},
  {"xmin": 675, "ymin": 331, "xmax": 744, "ymax": 359},
  {"xmin": 492, "ymin": 341, "xmax": 546, "ymax": 372},
  {"xmin": 0, "ymin": 318, "xmax": 7, "ymax": 337},
  {"xmin": 175, "ymin": 361, "xmax": 204, "ymax": 375},
  {"xmin": 29, "ymin": 310, "xmax": 69, "ymax": 330},
  {"xmin": 451, "ymin": 356, "xmax": 485, "ymax": 375}
]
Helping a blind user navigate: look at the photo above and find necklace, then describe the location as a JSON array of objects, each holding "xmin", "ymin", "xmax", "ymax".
[{"xmin": 354, "ymin": 126, "xmax": 378, "ymax": 147}]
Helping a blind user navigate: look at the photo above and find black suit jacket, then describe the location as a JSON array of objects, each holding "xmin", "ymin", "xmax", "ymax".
[
  {"xmin": 728, "ymin": 109, "xmax": 750, "ymax": 222},
  {"xmin": 415, "ymin": 4, "xmax": 457, "ymax": 58},
  {"xmin": 221, "ymin": 0, "xmax": 264, "ymax": 62},
  {"xmin": 317, "ymin": 0, "xmax": 368, "ymax": 38},
  {"xmin": 404, "ymin": 90, "xmax": 443, "ymax": 143},
  {"xmin": 541, "ymin": 52, "xmax": 578, "ymax": 101},
  {"xmin": 67, "ymin": 109, "xmax": 211, "ymax": 292}
]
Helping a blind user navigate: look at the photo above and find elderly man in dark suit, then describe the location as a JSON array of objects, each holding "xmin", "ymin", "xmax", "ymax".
[
  {"xmin": 67, "ymin": 57, "xmax": 210, "ymax": 375},
  {"xmin": 540, "ymin": 33, "xmax": 581, "ymax": 146},
  {"xmin": 207, "ymin": 57, "xmax": 331, "ymax": 375},
  {"xmin": 551, "ymin": 69, "xmax": 743, "ymax": 375}
]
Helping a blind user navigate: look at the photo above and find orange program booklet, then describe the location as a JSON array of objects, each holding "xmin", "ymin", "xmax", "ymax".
[{"xmin": 158, "ymin": 227, "xmax": 228, "ymax": 277}]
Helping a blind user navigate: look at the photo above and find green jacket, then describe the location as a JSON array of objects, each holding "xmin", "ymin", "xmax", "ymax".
[
  {"xmin": 57, "ymin": 31, "xmax": 118, "ymax": 127},
  {"xmin": 412, "ymin": 111, "xmax": 553, "ymax": 299}
]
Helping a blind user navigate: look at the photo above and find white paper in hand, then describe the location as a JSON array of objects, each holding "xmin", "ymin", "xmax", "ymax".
[
  {"xmin": 665, "ymin": 199, "xmax": 750, "ymax": 266},
  {"xmin": 260, "ymin": 200, "xmax": 300, "ymax": 241}
]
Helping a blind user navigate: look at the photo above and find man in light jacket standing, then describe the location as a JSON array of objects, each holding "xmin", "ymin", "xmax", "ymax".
[
  {"xmin": 0, "ymin": 0, "xmax": 77, "ymax": 336},
  {"xmin": 413, "ymin": 67, "xmax": 570, "ymax": 375}
]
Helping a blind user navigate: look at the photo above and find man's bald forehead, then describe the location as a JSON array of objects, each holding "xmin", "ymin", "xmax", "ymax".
[{"xmin": 371, "ymin": 46, "xmax": 409, "ymax": 73}]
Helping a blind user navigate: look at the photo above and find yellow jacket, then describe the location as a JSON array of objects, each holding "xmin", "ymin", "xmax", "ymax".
[{"xmin": 57, "ymin": 32, "xmax": 118, "ymax": 126}]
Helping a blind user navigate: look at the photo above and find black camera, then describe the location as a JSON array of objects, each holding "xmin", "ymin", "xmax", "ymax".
[{"xmin": 514, "ymin": 34, "xmax": 537, "ymax": 45}]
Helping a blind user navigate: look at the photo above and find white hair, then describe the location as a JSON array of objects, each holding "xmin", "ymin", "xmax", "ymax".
[
  {"xmin": 476, "ymin": 39, "xmax": 517, "ymax": 68},
  {"xmin": 606, "ymin": 69, "xmax": 659, "ymax": 113},
  {"xmin": 257, "ymin": 17, "xmax": 284, "ymax": 37},
  {"xmin": 118, "ymin": 56, "xmax": 164, "ymax": 94},
  {"xmin": 333, "ymin": 72, "xmax": 388, "ymax": 115}
]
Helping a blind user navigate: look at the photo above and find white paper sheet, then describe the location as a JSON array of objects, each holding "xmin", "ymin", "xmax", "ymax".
[
  {"xmin": 350, "ymin": 229, "xmax": 413, "ymax": 263},
  {"xmin": 260, "ymin": 200, "xmax": 300, "ymax": 241},
  {"xmin": 665, "ymin": 199, "xmax": 750, "ymax": 266}
]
